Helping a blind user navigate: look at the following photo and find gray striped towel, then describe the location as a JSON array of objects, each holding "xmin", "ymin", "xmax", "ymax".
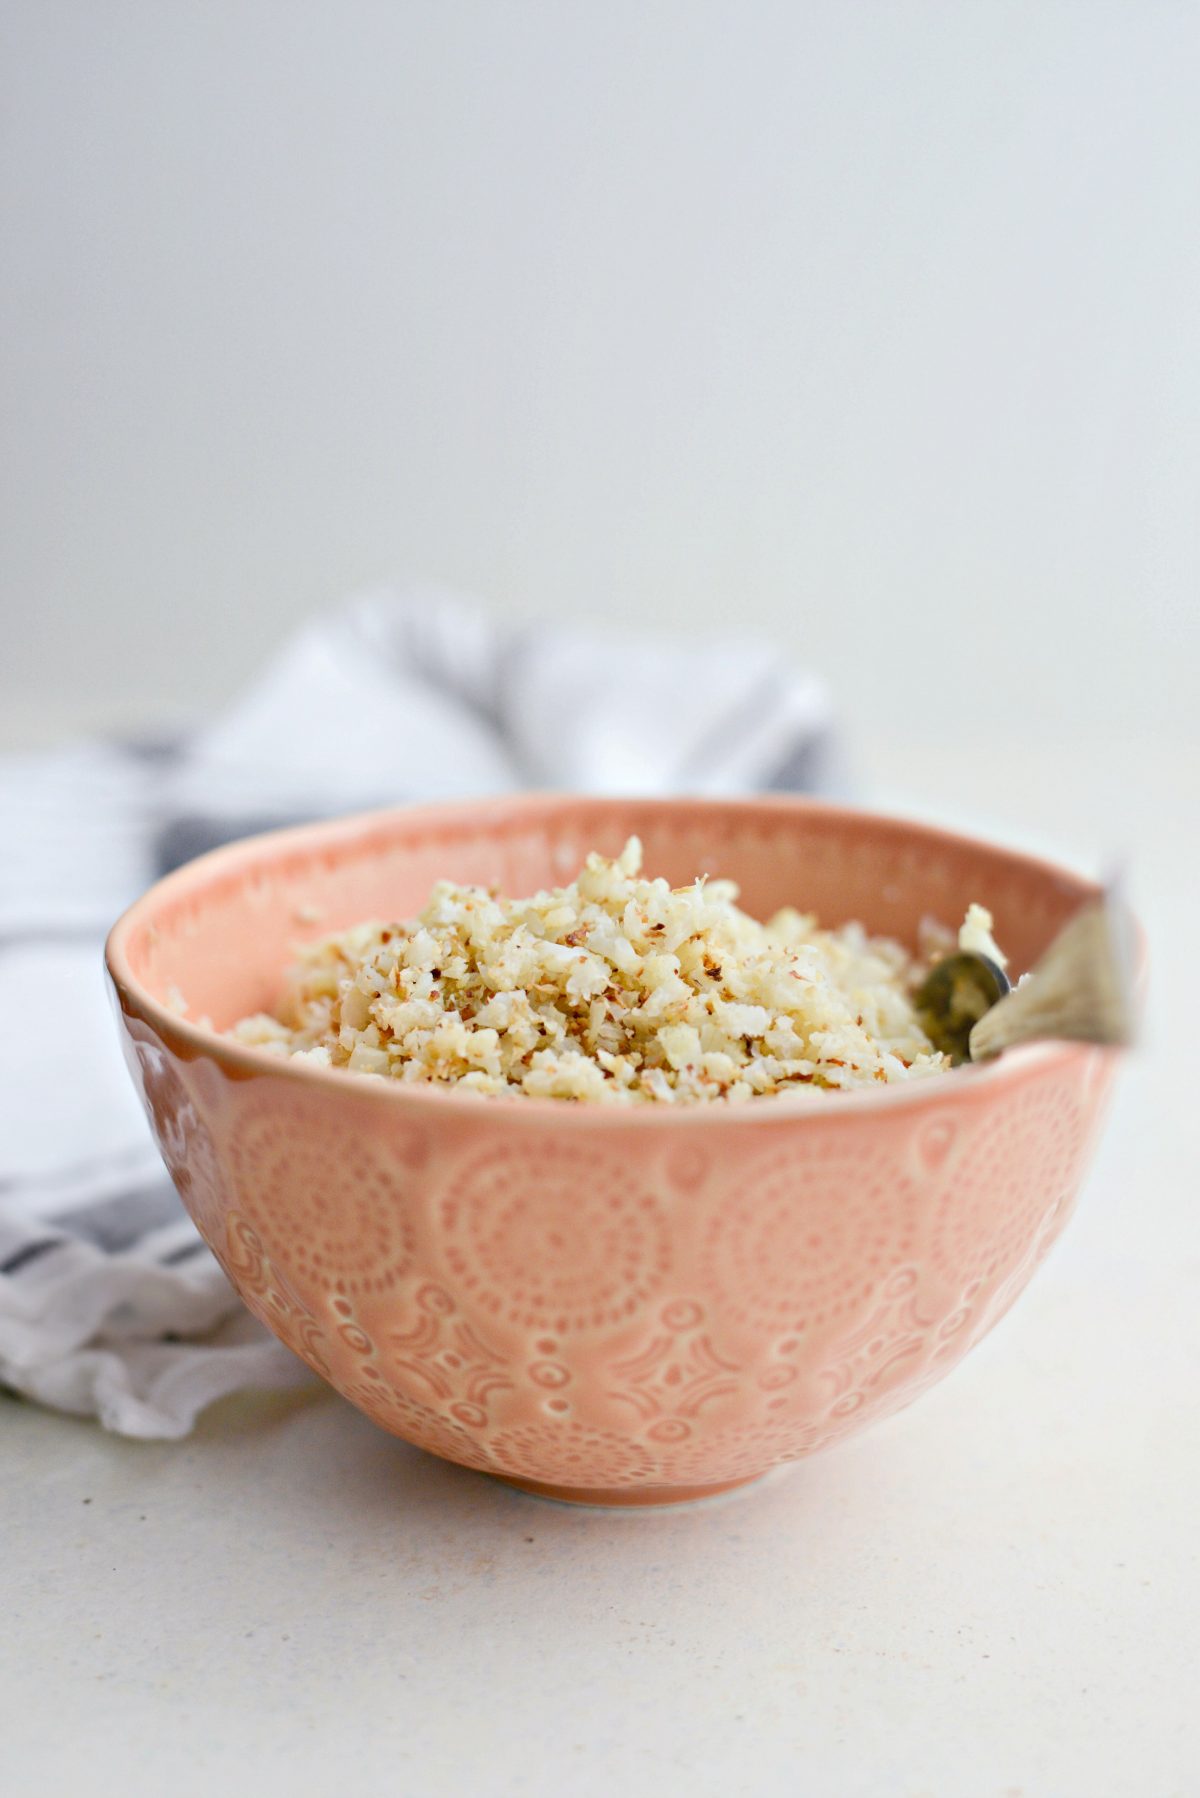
[{"xmin": 0, "ymin": 584, "xmax": 843, "ymax": 1437}]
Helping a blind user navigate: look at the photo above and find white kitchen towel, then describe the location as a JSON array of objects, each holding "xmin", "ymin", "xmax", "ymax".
[{"xmin": 0, "ymin": 584, "xmax": 843, "ymax": 1438}]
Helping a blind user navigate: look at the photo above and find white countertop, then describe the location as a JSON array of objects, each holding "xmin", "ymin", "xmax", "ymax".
[{"xmin": 4, "ymin": 738, "xmax": 1197, "ymax": 1797}]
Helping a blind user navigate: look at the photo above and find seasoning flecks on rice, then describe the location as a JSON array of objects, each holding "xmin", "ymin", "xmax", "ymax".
[{"xmin": 231, "ymin": 837, "xmax": 1002, "ymax": 1104}]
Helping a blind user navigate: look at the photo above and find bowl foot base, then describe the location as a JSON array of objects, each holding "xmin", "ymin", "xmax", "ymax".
[{"xmin": 490, "ymin": 1471, "xmax": 765, "ymax": 1508}]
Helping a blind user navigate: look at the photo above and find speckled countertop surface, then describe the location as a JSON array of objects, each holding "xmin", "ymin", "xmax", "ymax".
[{"xmin": 4, "ymin": 739, "xmax": 1196, "ymax": 1798}]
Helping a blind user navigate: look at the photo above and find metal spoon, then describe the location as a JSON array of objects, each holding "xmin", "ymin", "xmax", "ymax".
[{"xmin": 915, "ymin": 892, "xmax": 1134, "ymax": 1065}]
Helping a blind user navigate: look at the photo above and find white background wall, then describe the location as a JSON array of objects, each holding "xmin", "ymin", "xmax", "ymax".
[{"xmin": 2, "ymin": 1, "xmax": 1197, "ymax": 751}]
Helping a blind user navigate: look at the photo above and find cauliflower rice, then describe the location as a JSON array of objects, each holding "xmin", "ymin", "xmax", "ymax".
[{"xmin": 231, "ymin": 838, "xmax": 1004, "ymax": 1105}]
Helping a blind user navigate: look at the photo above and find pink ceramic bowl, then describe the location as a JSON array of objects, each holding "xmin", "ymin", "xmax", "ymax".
[{"xmin": 106, "ymin": 795, "xmax": 1122, "ymax": 1505}]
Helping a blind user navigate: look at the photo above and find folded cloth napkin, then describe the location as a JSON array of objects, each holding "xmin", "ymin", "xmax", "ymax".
[{"xmin": 0, "ymin": 584, "xmax": 844, "ymax": 1438}]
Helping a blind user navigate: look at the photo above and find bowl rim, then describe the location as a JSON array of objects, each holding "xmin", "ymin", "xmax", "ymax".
[{"xmin": 105, "ymin": 790, "xmax": 1112, "ymax": 1127}]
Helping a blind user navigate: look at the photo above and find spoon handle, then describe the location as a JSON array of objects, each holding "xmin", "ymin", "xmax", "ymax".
[{"xmin": 968, "ymin": 895, "xmax": 1134, "ymax": 1061}]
